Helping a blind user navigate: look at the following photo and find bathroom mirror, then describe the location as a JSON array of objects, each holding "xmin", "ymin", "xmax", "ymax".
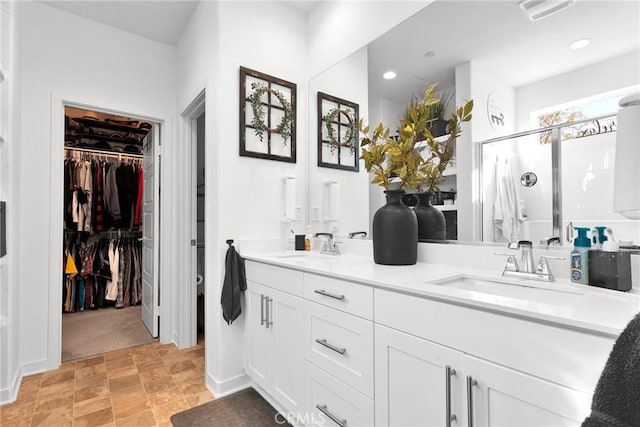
[{"xmin": 308, "ymin": 0, "xmax": 640, "ymax": 246}]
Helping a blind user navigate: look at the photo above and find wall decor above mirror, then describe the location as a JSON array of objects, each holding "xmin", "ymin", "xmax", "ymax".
[
  {"xmin": 239, "ymin": 66, "xmax": 297, "ymax": 163},
  {"xmin": 317, "ymin": 91, "xmax": 359, "ymax": 171}
]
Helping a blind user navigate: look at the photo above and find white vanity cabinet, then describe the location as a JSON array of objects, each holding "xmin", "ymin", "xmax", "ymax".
[
  {"xmin": 245, "ymin": 262, "xmax": 305, "ymax": 415},
  {"xmin": 374, "ymin": 288, "xmax": 601, "ymax": 427},
  {"xmin": 375, "ymin": 324, "xmax": 591, "ymax": 427}
]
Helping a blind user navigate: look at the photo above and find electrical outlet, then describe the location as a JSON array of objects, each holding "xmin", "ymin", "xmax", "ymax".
[
  {"xmin": 295, "ymin": 206, "xmax": 302, "ymax": 221},
  {"xmin": 312, "ymin": 207, "xmax": 320, "ymax": 222}
]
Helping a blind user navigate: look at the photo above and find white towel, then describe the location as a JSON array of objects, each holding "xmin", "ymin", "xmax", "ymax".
[{"xmin": 493, "ymin": 157, "xmax": 524, "ymax": 242}]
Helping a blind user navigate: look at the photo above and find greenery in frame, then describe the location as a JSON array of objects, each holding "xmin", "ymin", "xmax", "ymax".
[
  {"xmin": 360, "ymin": 83, "xmax": 473, "ymax": 193},
  {"xmin": 322, "ymin": 107, "xmax": 358, "ymax": 154},
  {"xmin": 248, "ymin": 82, "xmax": 293, "ymax": 145}
]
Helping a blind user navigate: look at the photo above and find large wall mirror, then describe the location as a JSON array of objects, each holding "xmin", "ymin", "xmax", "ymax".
[{"xmin": 308, "ymin": 0, "xmax": 640, "ymax": 246}]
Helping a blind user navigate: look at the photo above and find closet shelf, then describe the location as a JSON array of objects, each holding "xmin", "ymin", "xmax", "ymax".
[
  {"xmin": 67, "ymin": 132, "xmax": 143, "ymax": 147},
  {"xmin": 72, "ymin": 117, "xmax": 150, "ymax": 135}
]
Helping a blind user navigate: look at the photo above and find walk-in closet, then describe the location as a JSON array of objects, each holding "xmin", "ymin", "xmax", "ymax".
[{"xmin": 62, "ymin": 106, "xmax": 154, "ymax": 361}]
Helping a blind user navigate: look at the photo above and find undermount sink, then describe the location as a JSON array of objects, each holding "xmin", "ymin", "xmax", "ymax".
[
  {"xmin": 430, "ymin": 275, "xmax": 583, "ymax": 304},
  {"xmin": 272, "ymin": 252, "xmax": 337, "ymax": 260}
]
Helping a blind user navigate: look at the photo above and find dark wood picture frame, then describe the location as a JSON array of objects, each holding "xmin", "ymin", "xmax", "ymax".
[
  {"xmin": 317, "ymin": 92, "xmax": 359, "ymax": 171},
  {"xmin": 239, "ymin": 66, "xmax": 297, "ymax": 163}
]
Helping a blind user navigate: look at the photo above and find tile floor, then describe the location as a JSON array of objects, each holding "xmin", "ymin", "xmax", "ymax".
[{"xmin": 0, "ymin": 340, "xmax": 212, "ymax": 426}]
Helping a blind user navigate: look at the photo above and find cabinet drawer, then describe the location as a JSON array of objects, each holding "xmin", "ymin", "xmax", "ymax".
[
  {"xmin": 304, "ymin": 273, "xmax": 373, "ymax": 320},
  {"xmin": 304, "ymin": 301, "xmax": 374, "ymax": 398},
  {"xmin": 304, "ymin": 361, "xmax": 374, "ymax": 427},
  {"xmin": 245, "ymin": 261, "xmax": 303, "ymax": 296}
]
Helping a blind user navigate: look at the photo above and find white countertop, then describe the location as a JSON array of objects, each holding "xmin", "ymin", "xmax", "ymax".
[{"xmin": 242, "ymin": 249, "xmax": 640, "ymax": 338}]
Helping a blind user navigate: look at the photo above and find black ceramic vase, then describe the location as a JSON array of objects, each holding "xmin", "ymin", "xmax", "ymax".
[
  {"xmin": 414, "ymin": 192, "xmax": 446, "ymax": 241},
  {"xmin": 372, "ymin": 190, "xmax": 418, "ymax": 265}
]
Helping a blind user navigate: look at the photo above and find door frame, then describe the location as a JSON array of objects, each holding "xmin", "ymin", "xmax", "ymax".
[
  {"xmin": 178, "ymin": 90, "xmax": 205, "ymax": 348},
  {"xmin": 47, "ymin": 92, "xmax": 170, "ymax": 369}
]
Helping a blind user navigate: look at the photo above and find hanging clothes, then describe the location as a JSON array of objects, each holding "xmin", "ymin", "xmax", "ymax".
[{"xmin": 493, "ymin": 156, "xmax": 524, "ymax": 242}]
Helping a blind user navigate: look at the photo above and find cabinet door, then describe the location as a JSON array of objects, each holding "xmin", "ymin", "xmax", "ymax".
[
  {"xmin": 465, "ymin": 355, "xmax": 591, "ymax": 427},
  {"xmin": 245, "ymin": 281, "xmax": 273, "ymax": 392},
  {"xmin": 270, "ymin": 286, "xmax": 304, "ymax": 415},
  {"xmin": 375, "ymin": 324, "xmax": 465, "ymax": 427}
]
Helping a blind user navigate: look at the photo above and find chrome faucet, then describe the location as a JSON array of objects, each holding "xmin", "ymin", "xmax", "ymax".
[
  {"xmin": 496, "ymin": 240, "xmax": 564, "ymax": 282},
  {"xmin": 315, "ymin": 233, "xmax": 341, "ymax": 255},
  {"xmin": 509, "ymin": 240, "xmax": 535, "ymax": 273}
]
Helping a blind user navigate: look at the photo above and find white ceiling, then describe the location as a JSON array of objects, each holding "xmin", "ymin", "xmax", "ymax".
[
  {"xmin": 41, "ymin": 0, "xmax": 200, "ymax": 46},
  {"xmin": 40, "ymin": 0, "xmax": 321, "ymax": 46},
  {"xmin": 368, "ymin": 0, "xmax": 640, "ymax": 104}
]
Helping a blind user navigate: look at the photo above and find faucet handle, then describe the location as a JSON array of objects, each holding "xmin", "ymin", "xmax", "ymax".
[{"xmin": 494, "ymin": 252, "xmax": 520, "ymax": 272}]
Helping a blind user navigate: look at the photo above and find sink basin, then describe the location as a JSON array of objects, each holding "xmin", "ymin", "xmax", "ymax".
[
  {"xmin": 271, "ymin": 252, "xmax": 338, "ymax": 261},
  {"xmin": 431, "ymin": 276, "xmax": 583, "ymax": 305}
]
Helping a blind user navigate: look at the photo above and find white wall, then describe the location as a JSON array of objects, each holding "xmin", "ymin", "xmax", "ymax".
[
  {"xmin": 0, "ymin": 0, "xmax": 21, "ymax": 404},
  {"xmin": 308, "ymin": 47, "xmax": 370, "ymax": 239},
  {"xmin": 455, "ymin": 61, "xmax": 516, "ymax": 242},
  {"xmin": 515, "ymin": 51, "xmax": 640, "ymax": 132},
  {"xmin": 176, "ymin": 1, "xmax": 309, "ymax": 397},
  {"xmin": 15, "ymin": 1, "xmax": 176, "ymax": 385}
]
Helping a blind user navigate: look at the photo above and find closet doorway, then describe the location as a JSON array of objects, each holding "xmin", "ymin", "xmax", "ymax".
[{"xmin": 61, "ymin": 106, "xmax": 160, "ymax": 362}]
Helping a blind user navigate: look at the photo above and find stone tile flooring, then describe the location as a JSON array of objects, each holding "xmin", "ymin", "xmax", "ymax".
[{"xmin": 0, "ymin": 340, "xmax": 212, "ymax": 426}]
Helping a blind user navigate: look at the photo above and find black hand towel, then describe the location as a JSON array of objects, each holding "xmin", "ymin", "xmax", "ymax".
[
  {"xmin": 582, "ymin": 311, "xmax": 640, "ymax": 427},
  {"xmin": 221, "ymin": 240, "xmax": 247, "ymax": 325}
]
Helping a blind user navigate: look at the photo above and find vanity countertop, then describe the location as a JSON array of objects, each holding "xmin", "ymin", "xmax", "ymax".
[{"xmin": 243, "ymin": 250, "xmax": 640, "ymax": 338}]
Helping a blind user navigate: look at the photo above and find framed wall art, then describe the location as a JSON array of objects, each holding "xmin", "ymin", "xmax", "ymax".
[
  {"xmin": 317, "ymin": 92, "xmax": 359, "ymax": 171},
  {"xmin": 239, "ymin": 66, "xmax": 297, "ymax": 163}
]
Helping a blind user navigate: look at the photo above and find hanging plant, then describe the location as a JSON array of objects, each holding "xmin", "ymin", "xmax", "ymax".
[
  {"xmin": 322, "ymin": 107, "xmax": 358, "ymax": 154},
  {"xmin": 248, "ymin": 82, "xmax": 293, "ymax": 145}
]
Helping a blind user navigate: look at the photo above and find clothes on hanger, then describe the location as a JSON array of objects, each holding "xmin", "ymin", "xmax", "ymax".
[{"xmin": 63, "ymin": 231, "xmax": 142, "ymax": 313}]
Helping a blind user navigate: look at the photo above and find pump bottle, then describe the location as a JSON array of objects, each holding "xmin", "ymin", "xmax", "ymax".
[{"xmin": 570, "ymin": 227, "xmax": 591, "ymax": 284}]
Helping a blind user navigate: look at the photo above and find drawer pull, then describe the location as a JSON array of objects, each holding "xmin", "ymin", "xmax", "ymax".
[
  {"xmin": 314, "ymin": 289, "xmax": 345, "ymax": 300},
  {"xmin": 260, "ymin": 294, "xmax": 265, "ymax": 326},
  {"xmin": 315, "ymin": 338, "xmax": 346, "ymax": 355},
  {"xmin": 316, "ymin": 404, "xmax": 347, "ymax": 427},
  {"xmin": 445, "ymin": 365, "xmax": 457, "ymax": 427},
  {"xmin": 467, "ymin": 375, "xmax": 478, "ymax": 427}
]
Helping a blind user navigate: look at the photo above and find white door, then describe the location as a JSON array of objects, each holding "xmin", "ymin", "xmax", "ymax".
[
  {"xmin": 465, "ymin": 355, "xmax": 591, "ymax": 427},
  {"xmin": 142, "ymin": 125, "xmax": 160, "ymax": 337},
  {"xmin": 375, "ymin": 324, "xmax": 466, "ymax": 427}
]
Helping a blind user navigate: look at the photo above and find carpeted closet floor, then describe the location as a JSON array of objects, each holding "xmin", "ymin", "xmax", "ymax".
[
  {"xmin": 62, "ymin": 305, "xmax": 155, "ymax": 362},
  {"xmin": 0, "ymin": 340, "xmax": 210, "ymax": 426}
]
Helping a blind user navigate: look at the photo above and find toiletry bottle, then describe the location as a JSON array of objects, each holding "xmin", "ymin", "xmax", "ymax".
[
  {"xmin": 570, "ymin": 227, "xmax": 591, "ymax": 284},
  {"xmin": 592, "ymin": 226, "xmax": 608, "ymax": 250},
  {"xmin": 305, "ymin": 225, "xmax": 313, "ymax": 251}
]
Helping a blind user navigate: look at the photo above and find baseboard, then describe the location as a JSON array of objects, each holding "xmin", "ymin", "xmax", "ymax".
[
  {"xmin": 0, "ymin": 358, "xmax": 51, "ymax": 406},
  {"xmin": 0, "ymin": 365, "xmax": 21, "ymax": 405},
  {"xmin": 206, "ymin": 371, "xmax": 250, "ymax": 398}
]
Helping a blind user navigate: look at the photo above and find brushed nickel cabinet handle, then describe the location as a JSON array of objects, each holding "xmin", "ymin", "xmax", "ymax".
[
  {"xmin": 467, "ymin": 375, "xmax": 478, "ymax": 427},
  {"xmin": 315, "ymin": 338, "xmax": 346, "ymax": 355},
  {"xmin": 260, "ymin": 294, "xmax": 265, "ymax": 326},
  {"xmin": 316, "ymin": 404, "xmax": 346, "ymax": 427},
  {"xmin": 265, "ymin": 297, "xmax": 273, "ymax": 328},
  {"xmin": 446, "ymin": 366, "xmax": 457, "ymax": 426},
  {"xmin": 314, "ymin": 289, "xmax": 345, "ymax": 300}
]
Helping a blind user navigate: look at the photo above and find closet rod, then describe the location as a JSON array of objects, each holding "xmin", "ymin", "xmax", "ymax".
[{"xmin": 64, "ymin": 146, "xmax": 143, "ymax": 160}]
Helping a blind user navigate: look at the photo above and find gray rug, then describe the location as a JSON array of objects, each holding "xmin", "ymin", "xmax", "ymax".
[
  {"xmin": 170, "ymin": 388, "xmax": 290, "ymax": 427},
  {"xmin": 62, "ymin": 305, "xmax": 155, "ymax": 361}
]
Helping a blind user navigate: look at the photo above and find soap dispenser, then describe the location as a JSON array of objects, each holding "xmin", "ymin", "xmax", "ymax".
[
  {"xmin": 570, "ymin": 227, "xmax": 591, "ymax": 284},
  {"xmin": 592, "ymin": 226, "xmax": 608, "ymax": 250}
]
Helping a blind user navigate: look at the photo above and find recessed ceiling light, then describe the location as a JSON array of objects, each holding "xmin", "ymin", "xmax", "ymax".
[
  {"xmin": 569, "ymin": 38, "xmax": 591, "ymax": 50},
  {"xmin": 425, "ymin": 51, "xmax": 435, "ymax": 58},
  {"xmin": 382, "ymin": 71, "xmax": 397, "ymax": 80}
]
